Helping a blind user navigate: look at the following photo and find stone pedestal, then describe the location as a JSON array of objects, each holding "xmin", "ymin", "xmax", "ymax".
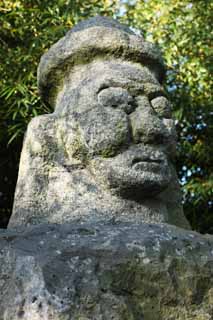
[{"xmin": 0, "ymin": 222, "xmax": 212, "ymax": 319}]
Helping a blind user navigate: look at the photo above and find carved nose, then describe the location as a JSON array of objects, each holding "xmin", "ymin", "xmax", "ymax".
[{"xmin": 129, "ymin": 96, "xmax": 169, "ymax": 144}]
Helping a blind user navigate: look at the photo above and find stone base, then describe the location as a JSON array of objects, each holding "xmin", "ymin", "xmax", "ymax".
[{"xmin": 0, "ymin": 222, "xmax": 213, "ymax": 319}]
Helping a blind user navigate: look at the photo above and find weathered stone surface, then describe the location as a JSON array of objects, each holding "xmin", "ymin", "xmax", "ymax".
[
  {"xmin": 0, "ymin": 222, "xmax": 213, "ymax": 319},
  {"xmin": 9, "ymin": 16, "xmax": 190, "ymax": 229},
  {"xmin": 4, "ymin": 16, "xmax": 212, "ymax": 320},
  {"xmin": 37, "ymin": 15, "xmax": 165, "ymax": 108}
]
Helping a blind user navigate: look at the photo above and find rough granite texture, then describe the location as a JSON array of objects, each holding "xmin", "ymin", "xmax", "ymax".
[
  {"xmin": 9, "ymin": 16, "xmax": 190, "ymax": 229},
  {"xmin": 0, "ymin": 222, "xmax": 213, "ymax": 320}
]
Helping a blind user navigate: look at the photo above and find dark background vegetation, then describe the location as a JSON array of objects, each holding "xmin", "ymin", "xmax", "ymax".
[{"xmin": 0, "ymin": 0, "xmax": 212, "ymax": 232}]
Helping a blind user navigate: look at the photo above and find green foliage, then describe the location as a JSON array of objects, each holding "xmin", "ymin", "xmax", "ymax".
[
  {"xmin": 0, "ymin": 0, "xmax": 117, "ymax": 143},
  {"xmin": 0, "ymin": 0, "xmax": 212, "ymax": 232},
  {"xmin": 122, "ymin": 0, "xmax": 213, "ymax": 233}
]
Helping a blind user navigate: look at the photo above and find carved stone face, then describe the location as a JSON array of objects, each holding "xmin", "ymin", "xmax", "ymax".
[{"xmin": 59, "ymin": 59, "xmax": 176, "ymax": 199}]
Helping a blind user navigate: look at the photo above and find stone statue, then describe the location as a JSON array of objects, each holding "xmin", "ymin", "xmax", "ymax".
[
  {"xmin": 9, "ymin": 16, "xmax": 190, "ymax": 228},
  {"xmin": 3, "ymin": 16, "xmax": 213, "ymax": 320}
]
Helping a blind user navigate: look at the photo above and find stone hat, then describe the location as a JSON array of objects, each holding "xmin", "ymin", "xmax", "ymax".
[{"xmin": 38, "ymin": 15, "xmax": 165, "ymax": 108}]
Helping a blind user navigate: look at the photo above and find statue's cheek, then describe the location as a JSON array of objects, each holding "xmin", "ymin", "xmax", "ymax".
[{"xmin": 78, "ymin": 108, "xmax": 130, "ymax": 158}]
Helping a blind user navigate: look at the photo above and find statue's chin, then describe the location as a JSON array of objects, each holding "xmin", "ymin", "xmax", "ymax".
[
  {"xmin": 113, "ymin": 177, "xmax": 170, "ymax": 200},
  {"xmin": 109, "ymin": 168, "xmax": 171, "ymax": 200},
  {"xmin": 89, "ymin": 156, "xmax": 172, "ymax": 200}
]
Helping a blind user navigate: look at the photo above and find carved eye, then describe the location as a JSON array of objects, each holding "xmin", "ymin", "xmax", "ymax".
[
  {"xmin": 98, "ymin": 87, "xmax": 136, "ymax": 114},
  {"xmin": 150, "ymin": 96, "xmax": 172, "ymax": 119}
]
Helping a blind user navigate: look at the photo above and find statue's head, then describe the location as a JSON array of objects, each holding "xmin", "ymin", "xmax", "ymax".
[{"xmin": 38, "ymin": 16, "xmax": 175, "ymax": 200}]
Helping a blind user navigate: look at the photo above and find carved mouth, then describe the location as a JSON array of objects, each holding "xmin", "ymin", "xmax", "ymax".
[
  {"xmin": 132, "ymin": 158, "xmax": 162, "ymax": 165},
  {"xmin": 131, "ymin": 157, "xmax": 163, "ymax": 170}
]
